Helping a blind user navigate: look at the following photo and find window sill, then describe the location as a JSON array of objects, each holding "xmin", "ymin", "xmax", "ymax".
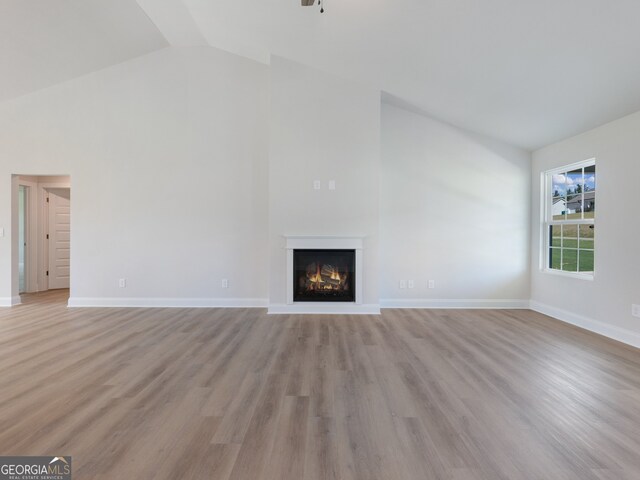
[{"xmin": 542, "ymin": 268, "xmax": 594, "ymax": 281}]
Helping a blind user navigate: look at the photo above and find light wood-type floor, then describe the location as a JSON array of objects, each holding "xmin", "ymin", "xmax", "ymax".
[{"xmin": 1, "ymin": 290, "xmax": 640, "ymax": 479}]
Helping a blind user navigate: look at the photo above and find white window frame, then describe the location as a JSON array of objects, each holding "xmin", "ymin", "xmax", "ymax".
[{"xmin": 542, "ymin": 158, "xmax": 595, "ymax": 280}]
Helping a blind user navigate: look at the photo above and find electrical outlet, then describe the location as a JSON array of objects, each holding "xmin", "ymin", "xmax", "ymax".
[
  {"xmin": 632, "ymin": 304, "xmax": 640, "ymax": 318},
  {"xmin": 399, "ymin": 280, "xmax": 406, "ymax": 289},
  {"xmin": 408, "ymin": 280, "xmax": 414, "ymax": 289},
  {"xmin": 118, "ymin": 278, "xmax": 126, "ymax": 288},
  {"xmin": 428, "ymin": 280, "xmax": 435, "ymax": 289},
  {"xmin": 222, "ymin": 279, "xmax": 229, "ymax": 289},
  {"xmin": 313, "ymin": 180, "xmax": 321, "ymax": 190}
]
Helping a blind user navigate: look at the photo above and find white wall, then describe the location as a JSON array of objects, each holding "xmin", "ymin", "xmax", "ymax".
[
  {"xmin": 0, "ymin": 46, "xmax": 535, "ymax": 311},
  {"xmin": 380, "ymin": 103, "xmax": 531, "ymax": 307},
  {"xmin": 531, "ymin": 111, "xmax": 640, "ymax": 347},
  {"xmin": 268, "ymin": 56, "xmax": 381, "ymax": 311},
  {"xmin": 0, "ymin": 47, "xmax": 269, "ymax": 306}
]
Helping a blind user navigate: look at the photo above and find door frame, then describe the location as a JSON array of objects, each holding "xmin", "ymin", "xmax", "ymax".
[
  {"xmin": 10, "ymin": 176, "xmax": 71, "ymax": 301},
  {"xmin": 16, "ymin": 179, "xmax": 38, "ymax": 294}
]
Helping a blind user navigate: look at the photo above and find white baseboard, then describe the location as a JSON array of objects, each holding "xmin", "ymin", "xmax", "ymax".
[
  {"xmin": 380, "ymin": 298, "xmax": 530, "ymax": 309},
  {"xmin": 268, "ymin": 303, "xmax": 380, "ymax": 315},
  {"xmin": 68, "ymin": 297, "xmax": 269, "ymax": 308},
  {"xmin": 0, "ymin": 296, "xmax": 22, "ymax": 307},
  {"xmin": 11, "ymin": 294, "xmax": 640, "ymax": 349},
  {"xmin": 530, "ymin": 300, "xmax": 640, "ymax": 349}
]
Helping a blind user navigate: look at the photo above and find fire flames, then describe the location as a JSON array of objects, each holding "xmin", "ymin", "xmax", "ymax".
[{"xmin": 305, "ymin": 263, "xmax": 347, "ymax": 291}]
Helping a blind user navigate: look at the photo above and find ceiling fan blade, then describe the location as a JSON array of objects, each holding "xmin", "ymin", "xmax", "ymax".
[{"xmin": 301, "ymin": 0, "xmax": 315, "ymax": 6}]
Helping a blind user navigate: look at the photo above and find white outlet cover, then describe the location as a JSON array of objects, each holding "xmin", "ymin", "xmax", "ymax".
[
  {"xmin": 222, "ymin": 279, "xmax": 229, "ymax": 288},
  {"xmin": 0, "ymin": 227, "xmax": 4, "ymax": 237},
  {"xmin": 119, "ymin": 279, "xmax": 126, "ymax": 288},
  {"xmin": 313, "ymin": 180, "xmax": 321, "ymax": 190},
  {"xmin": 632, "ymin": 304, "xmax": 640, "ymax": 318},
  {"xmin": 408, "ymin": 280, "xmax": 414, "ymax": 289},
  {"xmin": 328, "ymin": 180, "xmax": 336, "ymax": 190},
  {"xmin": 399, "ymin": 280, "xmax": 406, "ymax": 289},
  {"xmin": 428, "ymin": 280, "xmax": 435, "ymax": 289}
]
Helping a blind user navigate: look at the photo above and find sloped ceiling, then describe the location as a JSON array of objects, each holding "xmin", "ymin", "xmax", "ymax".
[
  {"xmin": 3, "ymin": 0, "xmax": 640, "ymax": 150},
  {"xmin": 0, "ymin": 0, "xmax": 168, "ymax": 104},
  {"xmin": 182, "ymin": 0, "xmax": 640, "ymax": 150}
]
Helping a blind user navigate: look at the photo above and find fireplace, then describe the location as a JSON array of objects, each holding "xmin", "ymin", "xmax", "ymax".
[
  {"xmin": 293, "ymin": 249, "xmax": 355, "ymax": 302},
  {"xmin": 280, "ymin": 236, "xmax": 365, "ymax": 313}
]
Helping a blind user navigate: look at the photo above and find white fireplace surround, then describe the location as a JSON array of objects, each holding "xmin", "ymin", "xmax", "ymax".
[{"xmin": 268, "ymin": 235, "xmax": 377, "ymax": 315}]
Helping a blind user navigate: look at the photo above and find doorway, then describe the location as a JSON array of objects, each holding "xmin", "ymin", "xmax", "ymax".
[{"xmin": 12, "ymin": 175, "xmax": 71, "ymax": 303}]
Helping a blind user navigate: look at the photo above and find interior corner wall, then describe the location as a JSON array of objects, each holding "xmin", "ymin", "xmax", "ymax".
[
  {"xmin": 531, "ymin": 111, "xmax": 640, "ymax": 347},
  {"xmin": 0, "ymin": 47, "xmax": 270, "ymax": 306},
  {"xmin": 380, "ymin": 103, "xmax": 531, "ymax": 307},
  {"xmin": 268, "ymin": 56, "xmax": 381, "ymax": 309}
]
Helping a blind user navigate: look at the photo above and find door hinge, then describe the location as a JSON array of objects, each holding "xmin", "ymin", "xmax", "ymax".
[
  {"xmin": 46, "ymin": 271, "xmax": 49, "ymax": 276},
  {"xmin": 46, "ymin": 197, "xmax": 49, "ymax": 203},
  {"xmin": 46, "ymin": 234, "xmax": 49, "ymax": 240}
]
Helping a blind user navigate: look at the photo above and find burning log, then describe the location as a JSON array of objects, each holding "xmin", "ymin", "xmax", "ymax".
[
  {"xmin": 320, "ymin": 264, "xmax": 336, "ymax": 277},
  {"xmin": 301, "ymin": 262, "xmax": 346, "ymax": 292}
]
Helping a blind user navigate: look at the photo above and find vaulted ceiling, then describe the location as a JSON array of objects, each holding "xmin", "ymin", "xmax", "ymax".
[
  {"xmin": 0, "ymin": 0, "xmax": 167, "ymax": 104},
  {"xmin": 3, "ymin": 0, "xmax": 640, "ymax": 150}
]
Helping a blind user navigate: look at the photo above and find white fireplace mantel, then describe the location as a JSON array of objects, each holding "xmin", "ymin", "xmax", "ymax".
[
  {"xmin": 267, "ymin": 235, "xmax": 376, "ymax": 314},
  {"xmin": 284, "ymin": 235, "xmax": 364, "ymax": 252}
]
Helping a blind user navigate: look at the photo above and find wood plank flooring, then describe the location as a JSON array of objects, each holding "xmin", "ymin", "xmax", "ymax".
[{"xmin": 1, "ymin": 290, "xmax": 640, "ymax": 479}]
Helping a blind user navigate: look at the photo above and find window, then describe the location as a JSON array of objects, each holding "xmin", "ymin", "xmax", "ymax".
[{"xmin": 543, "ymin": 159, "xmax": 595, "ymax": 277}]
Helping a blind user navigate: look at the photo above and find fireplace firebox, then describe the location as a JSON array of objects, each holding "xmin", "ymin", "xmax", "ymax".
[{"xmin": 293, "ymin": 249, "xmax": 355, "ymax": 302}]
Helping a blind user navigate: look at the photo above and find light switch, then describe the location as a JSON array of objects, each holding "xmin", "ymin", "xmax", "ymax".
[
  {"xmin": 313, "ymin": 180, "xmax": 321, "ymax": 190},
  {"xmin": 328, "ymin": 180, "xmax": 336, "ymax": 190}
]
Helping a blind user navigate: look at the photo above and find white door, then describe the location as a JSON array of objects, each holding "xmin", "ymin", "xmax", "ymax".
[{"xmin": 48, "ymin": 189, "xmax": 71, "ymax": 289}]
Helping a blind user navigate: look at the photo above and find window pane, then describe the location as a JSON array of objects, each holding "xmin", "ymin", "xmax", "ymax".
[
  {"xmin": 552, "ymin": 197, "xmax": 567, "ymax": 221},
  {"xmin": 562, "ymin": 249, "xmax": 578, "ymax": 272},
  {"xmin": 549, "ymin": 248, "xmax": 561, "ymax": 269},
  {"xmin": 551, "ymin": 172, "xmax": 567, "ymax": 220},
  {"xmin": 583, "ymin": 164, "xmax": 595, "ymax": 218},
  {"xmin": 583, "ymin": 194, "xmax": 595, "ymax": 219},
  {"xmin": 579, "ymin": 249, "xmax": 594, "ymax": 272},
  {"xmin": 566, "ymin": 168, "xmax": 584, "ymax": 220},
  {"xmin": 584, "ymin": 164, "xmax": 596, "ymax": 192},
  {"xmin": 578, "ymin": 224, "xmax": 594, "ymax": 249},
  {"xmin": 552, "ymin": 172, "xmax": 567, "ymax": 197},
  {"xmin": 549, "ymin": 225, "xmax": 562, "ymax": 247},
  {"xmin": 562, "ymin": 224, "xmax": 578, "ymax": 248}
]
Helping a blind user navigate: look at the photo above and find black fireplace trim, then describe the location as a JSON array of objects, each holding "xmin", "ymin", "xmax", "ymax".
[{"xmin": 293, "ymin": 249, "xmax": 356, "ymax": 303}]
